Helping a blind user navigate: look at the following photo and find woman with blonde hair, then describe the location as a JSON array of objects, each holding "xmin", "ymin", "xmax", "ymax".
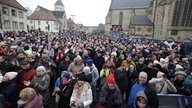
[
  {"xmin": 70, "ymin": 74, "xmax": 92, "ymax": 108},
  {"xmin": 17, "ymin": 87, "xmax": 44, "ymax": 108}
]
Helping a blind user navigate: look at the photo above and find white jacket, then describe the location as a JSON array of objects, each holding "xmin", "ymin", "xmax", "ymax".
[{"xmin": 70, "ymin": 82, "xmax": 92, "ymax": 108}]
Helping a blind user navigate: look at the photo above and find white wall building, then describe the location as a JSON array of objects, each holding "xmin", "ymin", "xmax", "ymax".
[
  {"xmin": 0, "ymin": 0, "xmax": 27, "ymax": 32},
  {"xmin": 27, "ymin": 0, "xmax": 67, "ymax": 32}
]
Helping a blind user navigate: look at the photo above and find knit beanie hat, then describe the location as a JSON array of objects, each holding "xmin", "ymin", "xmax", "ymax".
[
  {"xmin": 78, "ymin": 74, "xmax": 86, "ymax": 81},
  {"xmin": 111, "ymin": 52, "xmax": 117, "ymax": 57},
  {"xmin": 83, "ymin": 66, "xmax": 91, "ymax": 75},
  {"xmin": 175, "ymin": 64, "xmax": 184, "ymax": 70},
  {"xmin": 61, "ymin": 71, "xmax": 70, "ymax": 80},
  {"xmin": 5, "ymin": 72, "xmax": 18, "ymax": 80},
  {"xmin": 36, "ymin": 66, "xmax": 46, "ymax": 73},
  {"xmin": 107, "ymin": 74, "xmax": 116, "ymax": 84},
  {"xmin": 75, "ymin": 55, "xmax": 82, "ymax": 61},
  {"xmin": 175, "ymin": 71, "xmax": 187, "ymax": 77},
  {"xmin": 86, "ymin": 59, "xmax": 93, "ymax": 66}
]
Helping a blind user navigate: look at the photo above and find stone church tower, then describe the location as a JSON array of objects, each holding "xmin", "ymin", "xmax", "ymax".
[
  {"xmin": 53, "ymin": 0, "xmax": 67, "ymax": 30},
  {"xmin": 54, "ymin": 0, "xmax": 65, "ymax": 11}
]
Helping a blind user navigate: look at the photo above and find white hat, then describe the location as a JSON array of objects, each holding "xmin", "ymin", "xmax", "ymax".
[
  {"xmin": 175, "ymin": 71, "xmax": 187, "ymax": 77},
  {"xmin": 156, "ymin": 71, "xmax": 164, "ymax": 78},
  {"xmin": 153, "ymin": 60, "xmax": 159, "ymax": 64},
  {"xmin": 75, "ymin": 55, "xmax": 82, "ymax": 61},
  {"xmin": 0, "ymin": 76, "xmax": 3, "ymax": 83},
  {"xmin": 111, "ymin": 52, "xmax": 117, "ymax": 57},
  {"xmin": 36, "ymin": 66, "xmax": 46, "ymax": 73},
  {"xmin": 175, "ymin": 64, "xmax": 184, "ymax": 70},
  {"xmin": 5, "ymin": 72, "xmax": 18, "ymax": 80},
  {"xmin": 160, "ymin": 58, "xmax": 165, "ymax": 62},
  {"xmin": 83, "ymin": 66, "xmax": 91, "ymax": 75}
]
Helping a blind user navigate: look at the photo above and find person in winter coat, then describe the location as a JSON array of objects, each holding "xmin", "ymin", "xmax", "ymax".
[
  {"xmin": 149, "ymin": 71, "xmax": 177, "ymax": 94},
  {"xmin": 98, "ymin": 74, "xmax": 122, "ymax": 108},
  {"xmin": 184, "ymin": 71, "xmax": 192, "ymax": 92},
  {"xmin": 0, "ymin": 72, "xmax": 18, "ymax": 108},
  {"xmin": 174, "ymin": 71, "xmax": 192, "ymax": 96},
  {"xmin": 58, "ymin": 55, "xmax": 71, "ymax": 78},
  {"xmin": 127, "ymin": 72, "xmax": 159, "ymax": 108},
  {"xmin": 30, "ymin": 66, "xmax": 50, "ymax": 108},
  {"xmin": 17, "ymin": 87, "xmax": 44, "ymax": 108},
  {"xmin": 136, "ymin": 58, "xmax": 147, "ymax": 74},
  {"xmin": 53, "ymin": 71, "xmax": 75, "ymax": 108},
  {"xmin": 93, "ymin": 50, "xmax": 105, "ymax": 73},
  {"xmin": 0, "ymin": 55, "xmax": 14, "ymax": 75},
  {"xmin": 128, "ymin": 91, "xmax": 150, "ymax": 108},
  {"xmin": 70, "ymin": 74, "xmax": 92, "ymax": 108},
  {"xmin": 17, "ymin": 60, "xmax": 36, "ymax": 92},
  {"xmin": 113, "ymin": 62, "xmax": 129, "ymax": 102},
  {"xmin": 100, "ymin": 64, "xmax": 110, "ymax": 88},
  {"xmin": 67, "ymin": 55, "xmax": 85, "ymax": 79},
  {"xmin": 85, "ymin": 59, "xmax": 99, "ymax": 104},
  {"xmin": 37, "ymin": 51, "xmax": 57, "ymax": 92}
]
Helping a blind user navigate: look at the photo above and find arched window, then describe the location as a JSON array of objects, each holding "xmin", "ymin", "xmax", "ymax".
[
  {"xmin": 119, "ymin": 12, "xmax": 123, "ymax": 25},
  {"xmin": 172, "ymin": 0, "xmax": 192, "ymax": 27}
]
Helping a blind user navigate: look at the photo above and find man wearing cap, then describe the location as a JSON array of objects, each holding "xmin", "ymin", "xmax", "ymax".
[
  {"xmin": 98, "ymin": 74, "xmax": 122, "ymax": 108},
  {"xmin": 17, "ymin": 60, "xmax": 36, "ymax": 92}
]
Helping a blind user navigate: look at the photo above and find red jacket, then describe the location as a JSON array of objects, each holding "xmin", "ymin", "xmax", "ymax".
[{"xmin": 17, "ymin": 68, "xmax": 36, "ymax": 91}]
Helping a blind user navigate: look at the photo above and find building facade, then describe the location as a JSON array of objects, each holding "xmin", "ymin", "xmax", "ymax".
[
  {"xmin": 151, "ymin": 0, "xmax": 192, "ymax": 42},
  {"xmin": 105, "ymin": 0, "xmax": 152, "ymax": 37},
  {"xmin": 27, "ymin": 0, "xmax": 67, "ymax": 32},
  {"xmin": 105, "ymin": 0, "xmax": 192, "ymax": 42},
  {"xmin": 0, "ymin": 0, "xmax": 27, "ymax": 32}
]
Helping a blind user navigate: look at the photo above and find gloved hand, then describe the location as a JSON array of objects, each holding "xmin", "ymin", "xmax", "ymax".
[
  {"xmin": 76, "ymin": 102, "xmax": 84, "ymax": 108},
  {"xmin": 70, "ymin": 101, "xmax": 76, "ymax": 107}
]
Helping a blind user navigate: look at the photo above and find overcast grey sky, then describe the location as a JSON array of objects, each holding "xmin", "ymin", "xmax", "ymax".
[{"xmin": 17, "ymin": 0, "xmax": 111, "ymax": 26}]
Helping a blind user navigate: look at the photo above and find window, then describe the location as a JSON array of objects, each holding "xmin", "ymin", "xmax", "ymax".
[
  {"xmin": 30, "ymin": 20, "xmax": 33, "ymax": 24},
  {"xmin": 18, "ymin": 11, "xmax": 23, "ymax": 18},
  {"xmin": 12, "ymin": 21, "xmax": 18, "ymax": 29},
  {"xmin": 137, "ymin": 28, "xmax": 141, "ymax": 32},
  {"xmin": 3, "ymin": 7, "xmax": 9, "ymax": 15},
  {"xmin": 19, "ymin": 22, "xmax": 24, "ymax": 29},
  {"xmin": 11, "ymin": 9, "xmax": 17, "ymax": 17},
  {"xmin": 172, "ymin": 0, "xmax": 192, "ymax": 27},
  {"xmin": 171, "ymin": 30, "xmax": 178, "ymax": 35},
  {"xmin": 46, "ymin": 21, "xmax": 49, "ymax": 24},
  {"xmin": 147, "ymin": 28, "xmax": 152, "ymax": 32},
  {"xmin": 38, "ymin": 21, "xmax": 41, "ymax": 25},
  {"xmin": 119, "ymin": 12, "xmax": 123, "ymax": 25},
  {"xmin": 4, "ymin": 21, "xmax": 11, "ymax": 29}
]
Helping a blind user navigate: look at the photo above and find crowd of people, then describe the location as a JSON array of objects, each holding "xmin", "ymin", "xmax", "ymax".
[{"xmin": 0, "ymin": 30, "xmax": 192, "ymax": 108}]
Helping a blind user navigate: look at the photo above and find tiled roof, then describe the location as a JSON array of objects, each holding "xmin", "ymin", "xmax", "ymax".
[
  {"xmin": 52, "ymin": 11, "xmax": 65, "ymax": 18},
  {"xmin": 28, "ymin": 6, "xmax": 57, "ymax": 21},
  {"xmin": 130, "ymin": 15, "xmax": 153, "ymax": 26},
  {"xmin": 0, "ymin": 0, "xmax": 27, "ymax": 11},
  {"xmin": 54, "ymin": 0, "xmax": 64, "ymax": 6},
  {"xmin": 110, "ymin": 0, "xmax": 152, "ymax": 10}
]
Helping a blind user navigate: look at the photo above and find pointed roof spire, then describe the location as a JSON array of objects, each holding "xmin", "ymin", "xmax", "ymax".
[{"xmin": 55, "ymin": 0, "xmax": 64, "ymax": 6}]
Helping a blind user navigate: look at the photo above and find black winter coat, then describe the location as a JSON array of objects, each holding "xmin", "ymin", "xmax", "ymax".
[
  {"xmin": 58, "ymin": 80, "xmax": 76, "ymax": 108},
  {"xmin": 99, "ymin": 84, "xmax": 123, "ymax": 108}
]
